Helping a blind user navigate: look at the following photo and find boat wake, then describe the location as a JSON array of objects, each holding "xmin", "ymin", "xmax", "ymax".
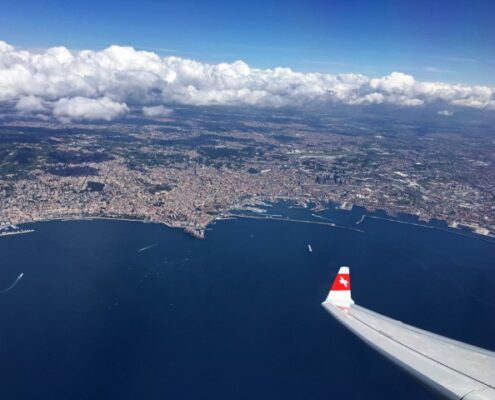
[
  {"xmin": 138, "ymin": 243, "xmax": 159, "ymax": 253},
  {"xmin": 0, "ymin": 273, "xmax": 24, "ymax": 294}
]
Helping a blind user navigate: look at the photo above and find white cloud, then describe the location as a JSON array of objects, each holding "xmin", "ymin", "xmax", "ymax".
[
  {"xmin": 15, "ymin": 95, "xmax": 47, "ymax": 113},
  {"xmin": 142, "ymin": 105, "xmax": 173, "ymax": 117},
  {"xmin": 438, "ymin": 110, "xmax": 454, "ymax": 116},
  {"xmin": 0, "ymin": 40, "xmax": 493, "ymax": 121},
  {"xmin": 52, "ymin": 96, "xmax": 128, "ymax": 122}
]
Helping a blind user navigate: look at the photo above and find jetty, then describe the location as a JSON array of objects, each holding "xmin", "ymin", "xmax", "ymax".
[{"xmin": 229, "ymin": 213, "xmax": 364, "ymax": 233}]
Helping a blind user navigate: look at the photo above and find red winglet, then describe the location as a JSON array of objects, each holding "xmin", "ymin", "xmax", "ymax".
[
  {"xmin": 325, "ymin": 266, "xmax": 354, "ymax": 307},
  {"xmin": 331, "ymin": 271, "xmax": 351, "ymax": 291}
]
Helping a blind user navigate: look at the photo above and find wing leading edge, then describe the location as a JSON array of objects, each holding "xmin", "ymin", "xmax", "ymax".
[{"xmin": 322, "ymin": 267, "xmax": 495, "ymax": 400}]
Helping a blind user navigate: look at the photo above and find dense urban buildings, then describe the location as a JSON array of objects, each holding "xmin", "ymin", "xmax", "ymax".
[{"xmin": 1, "ymin": 107, "xmax": 494, "ymax": 238}]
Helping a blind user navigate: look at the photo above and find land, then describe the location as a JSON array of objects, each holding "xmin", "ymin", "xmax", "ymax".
[{"xmin": 0, "ymin": 106, "xmax": 494, "ymax": 237}]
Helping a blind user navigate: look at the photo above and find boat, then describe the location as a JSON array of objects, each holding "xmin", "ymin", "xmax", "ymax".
[{"xmin": 308, "ymin": 244, "xmax": 313, "ymax": 252}]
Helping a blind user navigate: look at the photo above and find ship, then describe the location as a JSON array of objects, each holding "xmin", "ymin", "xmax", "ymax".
[{"xmin": 308, "ymin": 244, "xmax": 313, "ymax": 252}]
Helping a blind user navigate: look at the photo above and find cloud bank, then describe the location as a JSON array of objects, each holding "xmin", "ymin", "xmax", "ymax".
[{"xmin": 0, "ymin": 40, "xmax": 494, "ymax": 121}]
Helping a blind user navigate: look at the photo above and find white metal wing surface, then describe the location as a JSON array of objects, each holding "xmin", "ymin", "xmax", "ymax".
[{"xmin": 322, "ymin": 267, "xmax": 495, "ymax": 400}]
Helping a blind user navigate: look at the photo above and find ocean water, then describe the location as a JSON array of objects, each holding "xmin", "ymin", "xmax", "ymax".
[{"xmin": 0, "ymin": 203, "xmax": 494, "ymax": 399}]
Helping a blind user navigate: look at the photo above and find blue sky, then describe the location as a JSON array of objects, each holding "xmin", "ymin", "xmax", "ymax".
[{"xmin": 1, "ymin": 0, "xmax": 494, "ymax": 85}]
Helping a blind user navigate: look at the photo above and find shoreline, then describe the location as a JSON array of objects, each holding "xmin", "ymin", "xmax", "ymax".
[
  {"xmin": 365, "ymin": 215, "xmax": 495, "ymax": 244},
  {"xmin": 7, "ymin": 199, "xmax": 494, "ymax": 243}
]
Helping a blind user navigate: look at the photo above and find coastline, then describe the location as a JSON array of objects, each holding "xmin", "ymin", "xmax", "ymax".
[
  {"xmin": 364, "ymin": 215, "xmax": 495, "ymax": 244},
  {"xmin": 6, "ymin": 198, "xmax": 494, "ymax": 243}
]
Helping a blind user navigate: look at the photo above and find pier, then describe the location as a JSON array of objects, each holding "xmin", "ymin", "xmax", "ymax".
[{"xmin": 229, "ymin": 213, "xmax": 364, "ymax": 233}]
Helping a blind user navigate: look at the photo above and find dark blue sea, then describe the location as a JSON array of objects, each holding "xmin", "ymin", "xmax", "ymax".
[{"xmin": 1, "ymin": 203, "xmax": 494, "ymax": 399}]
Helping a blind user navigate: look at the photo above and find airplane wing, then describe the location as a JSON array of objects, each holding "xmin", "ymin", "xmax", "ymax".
[{"xmin": 321, "ymin": 267, "xmax": 495, "ymax": 400}]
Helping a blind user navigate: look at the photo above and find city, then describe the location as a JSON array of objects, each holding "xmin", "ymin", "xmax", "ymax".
[{"xmin": 1, "ymin": 107, "xmax": 494, "ymax": 238}]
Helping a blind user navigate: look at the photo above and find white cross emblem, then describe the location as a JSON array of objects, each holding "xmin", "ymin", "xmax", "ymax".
[{"xmin": 339, "ymin": 276, "xmax": 349, "ymax": 288}]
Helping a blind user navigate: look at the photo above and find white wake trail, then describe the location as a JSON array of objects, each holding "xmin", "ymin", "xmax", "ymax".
[
  {"xmin": 137, "ymin": 243, "xmax": 159, "ymax": 253},
  {"xmin": 0, "ymin": 273, "xmax": 24, "ymax": 294}
]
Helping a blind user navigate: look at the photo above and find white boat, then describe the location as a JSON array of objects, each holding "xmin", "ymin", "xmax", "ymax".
[{"xmin": 308, "ymin": 244, "xmax": 313, "ymax": 252}]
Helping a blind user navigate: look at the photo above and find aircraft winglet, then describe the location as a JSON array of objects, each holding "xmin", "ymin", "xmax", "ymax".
[{"xmin": 324, "ymin": 266, "xmax": 354, "ymax": 308}]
